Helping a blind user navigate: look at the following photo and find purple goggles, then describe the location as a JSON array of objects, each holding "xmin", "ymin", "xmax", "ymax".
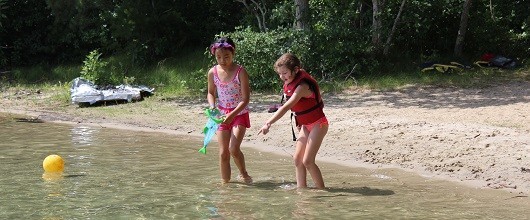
[{"xmin": 210, "ymin": 42, "xmax": 234, "ymax": 54}]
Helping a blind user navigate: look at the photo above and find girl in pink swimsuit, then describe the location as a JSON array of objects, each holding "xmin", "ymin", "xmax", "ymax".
[{"xmin": 207, "ymin": 37, "xmax": 252, "ymax": 184}]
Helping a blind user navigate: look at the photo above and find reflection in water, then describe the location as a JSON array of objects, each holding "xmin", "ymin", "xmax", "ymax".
[
  {"xmin": 0, "ymin": 113, "xmax": 529, "ymax": 219},
  {"xmin": 292, "ymin": 192, "xmax": 316, "ymax": 219},
  {"xmin": 42, "ymin": 172, "xmax": 64, "ymax": 197},
  {"xmin": 70, "ymin": 126, "xmax": 98, "ymax": 172},
  {"xmin": 42, "ymin": 172, "xmax": 64, "ymax": 182},
  {"xmin": 70, "ymin": 126, "xmax": 98, "ymax": 146}
]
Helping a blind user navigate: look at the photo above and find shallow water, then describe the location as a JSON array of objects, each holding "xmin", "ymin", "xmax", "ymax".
[{"xmin": 0, "ymin": 113, "xmax": 528, "ymax": 219}]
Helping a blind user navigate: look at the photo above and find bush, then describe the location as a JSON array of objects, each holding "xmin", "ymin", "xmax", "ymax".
[
  {"xmin": 218, "ymin": 1, "xmax": 377, "ymax": 92},
  {"xmin": 80, "ymin": 49, "xmax": 109, "ymax": 85},
  {"xmin": 222, "ymin": 27, "xmax": 310, "ymax": 91}
]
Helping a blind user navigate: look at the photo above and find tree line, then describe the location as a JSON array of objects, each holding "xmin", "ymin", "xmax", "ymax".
[{"xmin": 0, "ymin": 0, "xmax": 528, "ymax": 84}]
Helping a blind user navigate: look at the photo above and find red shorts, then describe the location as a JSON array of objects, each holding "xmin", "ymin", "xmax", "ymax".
[
  {"xmin": 219, "ymin": 112, "xmax": 251, "ymax": 131},
  {"xmin": 302, "ymin": 116, "xmax": 328, "ymax": 132}
]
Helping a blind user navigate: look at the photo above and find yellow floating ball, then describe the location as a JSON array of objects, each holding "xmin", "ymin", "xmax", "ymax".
[{"xmin": 43, "ymin": 154, "xmax": 65, "ymax": 172}]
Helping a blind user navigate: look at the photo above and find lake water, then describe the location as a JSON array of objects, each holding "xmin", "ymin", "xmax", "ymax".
[{"xmin": 1, "ymin": 113, "xmax": 528, "ymax": 219}]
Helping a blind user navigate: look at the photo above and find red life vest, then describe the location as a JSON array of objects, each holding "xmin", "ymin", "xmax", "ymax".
[{"xmin": 283, "ymin": 70, "xmax": 325, "ymax": 126}]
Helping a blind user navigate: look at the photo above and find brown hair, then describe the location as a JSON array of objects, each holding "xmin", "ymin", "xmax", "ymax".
[{"xmin": 274, "ymin": 53, "xmax": 301, "ymax": 72}]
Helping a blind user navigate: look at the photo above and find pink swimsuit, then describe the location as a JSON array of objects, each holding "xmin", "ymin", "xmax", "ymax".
[
  {"xmin": 213, "ymin": 65, "xmax": 249, "ymax": 115},
  {"xmin": 213, "ymin": 65, "xmax": 251, "ymax": 130}
]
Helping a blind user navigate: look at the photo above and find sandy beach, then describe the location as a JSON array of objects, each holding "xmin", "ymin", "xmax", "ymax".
[{"xmin": 2, "ymin": 81, "xmax": 530, "ymax": 195}]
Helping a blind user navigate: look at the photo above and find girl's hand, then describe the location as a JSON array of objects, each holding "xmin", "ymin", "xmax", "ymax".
[
  {"xmin": 222, "ymin": 113, "xmax": 235, "ymax": 125},
  {"xmin": 258, "ymin": 123, "xmax": 271, "ymax": 135}
]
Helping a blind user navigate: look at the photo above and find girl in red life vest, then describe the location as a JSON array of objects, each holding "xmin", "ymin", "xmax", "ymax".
[{"xmin": 258, "ymin": 53, "xmax": 328, "ymax": 189}]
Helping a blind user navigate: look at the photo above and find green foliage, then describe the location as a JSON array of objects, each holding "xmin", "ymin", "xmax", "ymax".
[
  {"xmin": 355, "ymin": 68, "xmax": 502, "ymax": 91},
  {"xmin": 80, "ymin": 49, "xmax": 109, "ymax": 85},
  {"xmin": 43, "ymin": 81, "xmax": 72, "ymax": 104},
  {"xmin": 143, "ymin": 48, "xmax": 211, "ymax": 96},
  {"xmin": 1, "ymin": 0, "xmax": 54, "ymax": 66},
  {"xmin": 7, "ymin": 47, "xmax": 529, "ymax": 103},
  {"xmin": 3, "ymin": 64, "xmax": 79, "ymax": 84},
  {"xmin": 50, "ymin": 65, "xmax": 81, "ymax": 83},
  {"xmin": 123, "ymin": 76, "xmax": 136, "ymax": 85},
  {"xmin": 11, "ymin": 67, "xmax": 45, "ymax": 84},
  {"xmin": 305, "ymin": 0, "xmax": 373, "ymax": 79},
  {"xmin": 98, "ymin": 0, "xmax": 245, "ymax": 65},
  {"xmin": 222, "ymin": 1, "xmax": 375, "ymax": 91},
  {"xmin": 45, "ymin": 0, "xmax": 112, "ymax": 63},
  {"xmin": 379, "ymin": 0, "xmax": 530, "ymax": 59},
  {"xmin": 2, "ymin": 0, "xmax": 245, "ymax": 67},
  {"xmin": 2, "ymin": 0, "xmax": 529, "ymax": 90},
  {"xmin": 223, "ymin": 27, "xmax": 310, "ymax": 91},
  {"xmin": 0, "ymin": 0, "xmax": 7, "ymax": 27},
  {"xmin": 0, "ymin": 48, "xmax": 6, "ymax": 68},
  {"xmin": 268, "ymin": 0, "xmax": 295, "ymax": 28}
]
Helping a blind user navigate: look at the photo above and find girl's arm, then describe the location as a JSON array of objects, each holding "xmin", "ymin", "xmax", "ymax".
[
  {"xmin": 206, "ymin": 68, "xmax": 217, "ymax": 108},
  {"xmin": 236, "ymin": 67, "xmax": 251, "ymax": 112},
  {"xmin": 258, "ymin": 82, "xmax": 312, "ymax": 135}
]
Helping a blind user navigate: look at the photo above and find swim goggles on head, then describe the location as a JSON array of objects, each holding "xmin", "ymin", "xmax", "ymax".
[{"xmin": 210, "ymin": 42, "xmax": 234, "ymax": 54}]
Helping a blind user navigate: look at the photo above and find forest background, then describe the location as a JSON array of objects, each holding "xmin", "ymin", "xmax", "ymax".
[{"xmin": 0, "ymin": 0, "xmax": 529, "ymax": 93}]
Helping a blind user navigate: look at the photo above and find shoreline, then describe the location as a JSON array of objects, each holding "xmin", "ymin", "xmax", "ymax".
[{"xmin": 2, "ymin": 82, "xmax": 530, "ymax": 195}]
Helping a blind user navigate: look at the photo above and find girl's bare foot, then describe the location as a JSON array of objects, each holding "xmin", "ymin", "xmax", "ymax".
[{"xmin": 238, "ymin": 173, "xmax": 253, "ymax": 184}]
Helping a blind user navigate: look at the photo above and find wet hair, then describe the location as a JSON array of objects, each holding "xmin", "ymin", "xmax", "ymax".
[
  {"xmin": 274, "ymin": 53, "xmax": 301, "ymax": 72},
  {"xmin": 210, "ymin": 37, "xmax": 236, "ymax": 55}
]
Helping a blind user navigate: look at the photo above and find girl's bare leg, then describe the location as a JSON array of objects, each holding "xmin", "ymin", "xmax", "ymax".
[
  {"xmin": 303, "ymin": 124, "xmax": 328, "ymax": 189},
  {"xmin": 218, "ymin": 130, "xmax": 232, "ymax": 183},
  {"xmin": 229, "ymin": 125, "xmax": 252, "ymax": 183},
  {"xmin": 293, "ymin": 127, "xmax": 310, "ymax": 188}
]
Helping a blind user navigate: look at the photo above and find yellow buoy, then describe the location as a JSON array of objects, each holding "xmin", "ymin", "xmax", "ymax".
[{"xmin": 42, "ymin": 154, "xmax": 65, "ymax": 172}]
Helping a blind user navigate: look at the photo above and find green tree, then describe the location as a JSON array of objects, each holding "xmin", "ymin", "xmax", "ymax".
[
  {"xmin": 46, "ymin": 0, "xmax": 113, "ymax": 62},
  {"xmin": 0, "ymin": 0, "xmax": 7, "ymax": 27},
  {"xmin": 1, "ymin": 0, "xmax": 54, "ymax": 66},
  {"xmin": 236, "ymin": 0, "xmax": 269, "ymax": 32},
  {"xmin": 294, "ymin": 0, "xmax": 309, "ymax": 30},
  {"xmin": 454, "ymin": 0, "xmax": 472, "ymax": 57},
  {"xmin": 3, "ymin": 0, "xmax": 529, "ymax": 83}
]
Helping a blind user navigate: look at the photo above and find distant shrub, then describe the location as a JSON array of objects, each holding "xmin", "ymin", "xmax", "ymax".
[
  {"xmin": 220, "ymin": 27, "xmax": 310, "ymax": 91},
  {"xmin": 80, "ymin": 49, "xmax": 109, "ymax": 85}
]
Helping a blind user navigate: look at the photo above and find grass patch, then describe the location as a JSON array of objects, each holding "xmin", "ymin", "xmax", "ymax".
[
  {"xmin": 351, "ymin": 65, "xmax": 530, "ymax": 91},
  {"xmin": 4, "ymin": 48, "xmax": 529, "ymax": 106},
  {"xmin": 125, "ymin": 49, "xmax": 212, "ymax": 99}
]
